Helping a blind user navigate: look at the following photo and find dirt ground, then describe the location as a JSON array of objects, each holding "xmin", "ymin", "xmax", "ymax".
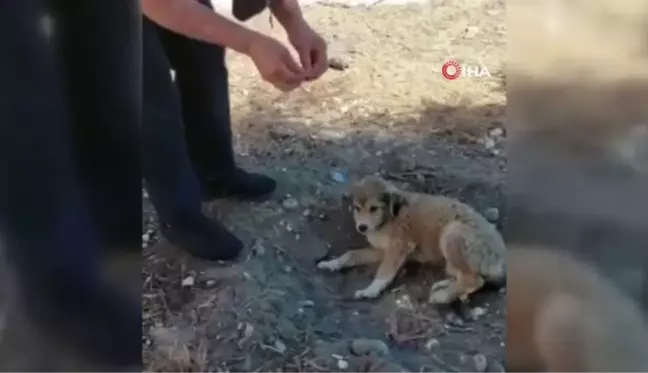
[{"xmin": 143, "ymin": 0, "xmax": 507, "ymax": 371}]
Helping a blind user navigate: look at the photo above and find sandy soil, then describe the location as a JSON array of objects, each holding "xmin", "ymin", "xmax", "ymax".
[{"xmin": 143, "ymin": 0, "xmax": 507, "ymax": 371}]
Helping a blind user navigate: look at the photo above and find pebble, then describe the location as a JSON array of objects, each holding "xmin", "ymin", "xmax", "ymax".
[
  {"xmin": 336, "ymin": 359, "xmax": 349, "ymax": 370},
  {"xmin": 464, "ymin": 26, "xmax": 479, "ymax": 39},
  {"xmin": 251, "ymin": 240, "xmax": 266, "ymax": 256},
  {"xmin": 282, "ymin": 197, "xmax": 299, "ymax": 209},
  {"xmin": 483, "ymin": 137, "xmax": 496, "ymax": 149},
  {"xmin": 483, "ymin": 207, "xmax": 500, "ymax": 222},
  {"xmin": 489, "ymin": 127, "xmax": 504, "ymax": 137},
  {"xmin": 299, "ymin": 300, "xmax": 315, "ymax": 308},
  {"xmin": 470, "ymin": 306, "xmax": 488, "ymax": 320},
  {"xmin": 206, "ymin": 279, "xmax": 216, "ymax": 287},
  {"xmin": 473, "ymin": 353, "xmax": 488, "ymax": 372},
  {"xmin": 424, "ymin": 338, "xmax": 440, "ymax": 350},
  {"xmin": 350, "ymin": 338, "xmax": 390, "ymax": 357},
  {"xmin": 285, "ymin": 223, "xmax": 294, "ymax": 232},
  {"xmin": 273, "ymin": 339, "xmax": 287, "ymax": 354},
  {"xmin": 181, "ymin": 276, "xmax": 195, "ymax": 287},
  {"xmin": 331, "ymin": 171, "xmax": 346, "ymax": 183}
]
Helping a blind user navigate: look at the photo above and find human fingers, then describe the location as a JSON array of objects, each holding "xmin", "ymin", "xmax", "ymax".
[{"xmin": 306, "ymin": 41, "xmax": 328, "ymax": 80}]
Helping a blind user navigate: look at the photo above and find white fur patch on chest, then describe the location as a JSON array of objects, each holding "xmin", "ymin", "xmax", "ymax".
[{"xmin": 367, "ymin": 231, "xmax": 391, "ymax": 250}]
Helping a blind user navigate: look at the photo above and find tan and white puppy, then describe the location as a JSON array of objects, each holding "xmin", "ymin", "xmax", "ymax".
[{"xmin": 317, "ymin": 175, "xmax": 506, "ymax": 302}]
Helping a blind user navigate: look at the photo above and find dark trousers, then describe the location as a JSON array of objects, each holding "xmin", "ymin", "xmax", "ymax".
[
  {"xmin": 0, "ymin": 0, "xmax": 141, "ymax": 367},
  {"xmin": 142, "ymin": 1, "xmax": 236, "ymax": 222}
]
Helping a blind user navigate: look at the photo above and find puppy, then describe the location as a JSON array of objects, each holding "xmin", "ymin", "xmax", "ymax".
[
  {"xmin": 507, "ymin": 246, "xmax": 648, "ymax": 371},
  {"xmin": 317, "ymin": 175, "xmax": 506, "ymax": 303}
]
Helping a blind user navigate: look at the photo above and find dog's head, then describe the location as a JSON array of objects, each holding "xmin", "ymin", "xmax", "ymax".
[{"xmin": 349, "ymin": 175, "xmax": 407, "ymax": 235}]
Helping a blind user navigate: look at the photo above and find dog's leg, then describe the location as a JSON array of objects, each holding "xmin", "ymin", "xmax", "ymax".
[
  {"xmin": 354, "ymin": 244, "xmax": 409, "ymax": 299},
  {"xmin": 430, "ymin": 221, "xmax": 487, "ymax": 304},
  {"xmin": 317, "ymin": 248, "xmax": 383, "ymax": 272}
]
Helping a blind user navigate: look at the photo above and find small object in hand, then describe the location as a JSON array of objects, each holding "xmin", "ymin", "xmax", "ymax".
[{"xmin": 328, "ymin": 57, "xmax": 350, "ymax": 71}]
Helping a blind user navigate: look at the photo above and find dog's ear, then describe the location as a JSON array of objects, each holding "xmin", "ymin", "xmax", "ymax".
[{"xmin": 381, "ymin": 192, "xmax": 407, "ymax": 218}]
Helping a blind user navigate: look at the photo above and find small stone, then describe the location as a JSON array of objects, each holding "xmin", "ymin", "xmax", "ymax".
[
  {"xmin": 445, "ymin": 313, "xmax": 464, "ymax": 327},
  {"xmin": 284, "ymin": 265, "xmax": 292, "ymax": 273},
  {"xmin": 464, "ymin": 26, "xmax": 479, "ymax": 39},
  {"xmin": 142, "ymin": 233, "xmax": 150, "ymax": 242},
  {"xmin": 181, "ymin": 276, "xmax": 195, "ymax": 287},
  {"xmin": 483, "ymin": 137, "xmax": 496, "ymax": 149},
  {"xmin": 303, "ymin": 209, "xmax": 311, "ymax": 217},
  {"xmin": 483, "ymin": 207, "xmax": 500, "ymax": 222},
  {"xmin": 489, "ymin": 127, "xmax": 504, "ymax": 137},
  {"xmin": 425, "ymin": 338, "xmax": 440, "ymax": 350},
  {"xmin": 350, "ymin": 338, "xmax": 390, "ymax": 357},
  {"xmin": 251, "ymin": 240, "xmax": 266, "ymax": 256},
  {"xmin": 328, "ymin": 57, "xmax": 350, "ymax": 71},
  {"xmin": 473, "ymin": 353, "xmax": 488, "ymax": 372},
  {"xmin": 282, "ymin": 197, "xmax": 299, "ymax": 209},
  {"xmin": 206, "ymin": 279, "xmax": 216, "ymax": 287},
  {"xmin": 285, "ymin": 223, "xmax": 294, "ymax": 232},
  {"xmin": 470, "ymin": 306, "xmax": 488, "ymax": 320},
  {"xmin": 331, "ymin": 171, "xmax": 346, "ymax": 183},
  {"xmin": 336, "ymin": 359, "xmax": 349, "ymax": 370},
  {"xmin": 274, "ymin": 339, "xmax": 287, "ymax": 354}
]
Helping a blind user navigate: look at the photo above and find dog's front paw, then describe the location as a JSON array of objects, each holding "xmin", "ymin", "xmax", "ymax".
[
  {"xmin": 317, "ymin": 258, "xmax": 343, "ymax": 272},
  {"xmin": 354, "ymin": 287, "xmax": 381, "ymax": 299}
]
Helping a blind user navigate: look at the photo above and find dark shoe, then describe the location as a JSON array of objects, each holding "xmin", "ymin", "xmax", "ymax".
[
  {"xmin": 160, "ymin": 212, "xmax": 243, "ymax": 261},
  {"xmin": 21, "ymin": 275, "xmax": 142, "ymax": 369},
  {"xmin": 202, "ymin": 167, "xmax": 277, "ymax": 202}
]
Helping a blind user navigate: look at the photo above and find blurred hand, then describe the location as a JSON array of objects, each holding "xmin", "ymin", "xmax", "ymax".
[
  {"xmin": 284, "ymin": 19, "xmax": 328, "ymax": 81},
  {"xmin": 246, "ymin": 33, "xmax": 305, "ymax": 92}
]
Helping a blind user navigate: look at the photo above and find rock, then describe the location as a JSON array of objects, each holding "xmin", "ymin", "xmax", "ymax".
[
  {"xmin": 483, "ymin": 137, "xmax": 496, "ymax": 149},
  {"xmin": 470, "ymin": 306, "xmax": 487, "ymax": 320},
  {"xmin": 489, "ymin": 127, "xmax": 504, "ymax": 138},
  {"xmin": 299, "ymin": 300, "xmax": 315, "ymax": 308},
  {"xmin": 181, "ymin": 276, "xmax": 195, "ymax": 287},
  {"xmin": 350, "ymin": 338, "xmax": 390, "ymax": 357},
  {"xmin": 483, "ymin": 207, "xmax": 500, "ymax": 222},
  {"xmin": 464, "ymin": 26, "xmax": 479, "ymax": 39},
  {"xmin": 273, "ymin": 339, "xmax": 287, "ymax": 354},
  {"xmin": 337, "ymin": 359, "xmax": 349, "ymax": 370},
  {"xmin": 282, "ymin": 197, "xmax": 299, "ymax": 209},
  {"xmin": 331, "ymin": 171, "xmax": 347, "ymax": 183},
  {"xmin": 424, "ymin": 338, "xmax": 440, "ymax": 351},
  {"xmin": 251, "ymin": 240, "xmax": 266, "ymax": 256},
  {"xmin": 473, "ymin": 353, "xmax": 488, "ymax": 372},
  {"xmin": 328, "ymin": 57, "xmax": 350, "ymax": 71}
]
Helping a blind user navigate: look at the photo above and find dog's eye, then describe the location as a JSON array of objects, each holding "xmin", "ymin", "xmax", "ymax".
[{"xmin": 369, "ymin": 206, "xmax": 379, "ymax": 213}]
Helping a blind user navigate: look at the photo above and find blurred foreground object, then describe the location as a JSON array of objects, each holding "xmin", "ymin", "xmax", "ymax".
[
  {"xmin": 506, "ymin": 246, "xmax": 648, "ymax": 371},
  {"xmin": 507, "ymin": 0, "xmax": 648, "ymax": 302}
]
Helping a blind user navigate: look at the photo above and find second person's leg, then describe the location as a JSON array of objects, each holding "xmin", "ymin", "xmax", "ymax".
[
  {"xmin": 142, "ymin": 17, "xmax": 243, "ymax": 261},
  {"xmin": 154, "ymin": 0, "xmax": 277, "ymax": 201}
]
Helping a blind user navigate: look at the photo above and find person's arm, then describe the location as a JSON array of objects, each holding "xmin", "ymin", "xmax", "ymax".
[
  {"xmin": 141, "ymin": 0, "xmax": 262, "ymax": 54},
  {"xmin": 269, "ymin": 0, "xmax": 306, "ymax": 29}
]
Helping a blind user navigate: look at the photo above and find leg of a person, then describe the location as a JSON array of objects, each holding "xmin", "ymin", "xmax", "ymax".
[
  {"xmin": 142, "ymin": 16, "xmax": 242, "ymax": 260},
  {"xmin": 49, "ymin": 0, "xmax": 142, "ymax": 252},
  {"xmin": 154, "ymin": 0, "xmax": 276, "ymax": 200},
  {"xmin": 0, "ymin": 0, "xmax": 141, "ymax": 368}
]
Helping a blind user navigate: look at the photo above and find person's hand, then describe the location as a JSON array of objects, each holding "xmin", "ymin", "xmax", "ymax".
[
  {"xmin": 245, "ymin": 33, "xmax": 306, "ymax": 92},
  {"xmin": 284, "ymin": 19, "xmax": 328, "ymax": 81}
]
